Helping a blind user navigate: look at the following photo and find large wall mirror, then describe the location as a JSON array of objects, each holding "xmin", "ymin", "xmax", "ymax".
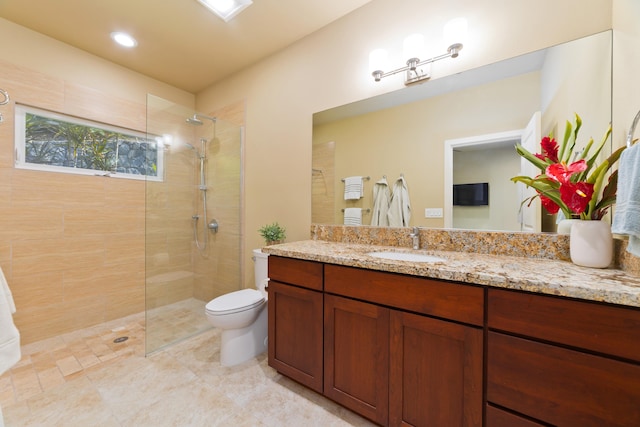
[{"xmin": 312, "ymin": 30, "xmax": 612, "ymax": 233}]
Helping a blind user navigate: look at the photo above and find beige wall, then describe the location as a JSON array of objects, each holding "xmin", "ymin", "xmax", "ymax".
[
  {"xmin": 0, "ymin": 18, "xmax": 194, "ymax": 344},
  {"xmin": 613, "ymin": 0, "xmax": 640, "ymax": 149},
  {"xmin": 540, "ymin": 30, "xmax": 612, "ymax": 148},
  {"xmin": 196, "ymin": 0, "xmax": 613, "ymax": 287}
]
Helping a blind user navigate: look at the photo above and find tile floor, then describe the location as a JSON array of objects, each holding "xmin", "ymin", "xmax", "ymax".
[
  {"xmin": 0, "ymin": 304, "xmax": 375, "ymax": 427},
  {"xmin": 145, "ymin": 298, "xmax": 211, "ymax": 354}
]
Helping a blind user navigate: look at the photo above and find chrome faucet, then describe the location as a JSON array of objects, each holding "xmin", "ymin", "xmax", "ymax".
[{"xmin": 409, "ymin": 226, "xmax": 420, "ymax": 250}]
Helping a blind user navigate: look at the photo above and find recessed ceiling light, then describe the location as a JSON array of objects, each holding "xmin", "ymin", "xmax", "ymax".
[
  {"xmin": 195, "ymin": 0, "xmax": 253, "ymax": 22},
  {"xmin": 110, "ymin": 32, "xmax": 138, "ymax": 48}
]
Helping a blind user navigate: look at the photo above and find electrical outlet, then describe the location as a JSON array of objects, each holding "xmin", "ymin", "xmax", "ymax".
[{"xmin": 425, "ymin": 208, "xmax": 443, "ymax": 218}]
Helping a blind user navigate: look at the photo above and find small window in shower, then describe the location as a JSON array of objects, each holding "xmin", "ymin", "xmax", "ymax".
[{"xmin": 14, "ymin": 104, "xmax": 164, "ymax": 181}]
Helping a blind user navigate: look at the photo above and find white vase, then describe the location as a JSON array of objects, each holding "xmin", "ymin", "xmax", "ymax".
[
  {"xmin": 557, "ymin": 218, "xmax": 581, "ymax": 235},
  {"xmin": 569, "ymin": 220, "xmax": 613, "ymax": 268}
]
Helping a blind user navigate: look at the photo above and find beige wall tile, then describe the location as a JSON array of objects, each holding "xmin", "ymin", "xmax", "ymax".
[
  {"xmin": 10, "ymin": 270, "xmax": 64, "ymax": 309},
  {"xmin": 64, "ymin": 83, "xmax": 146, "ymax": 132}
]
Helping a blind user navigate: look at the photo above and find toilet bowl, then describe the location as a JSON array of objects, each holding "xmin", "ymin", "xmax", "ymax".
[{"xmin": 205, "ymin": 249, "xmax": 269, "ymax": 366}]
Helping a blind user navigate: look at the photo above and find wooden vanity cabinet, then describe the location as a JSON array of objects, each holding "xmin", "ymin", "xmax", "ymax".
[
  {"xmin": 267, "ymin": 256, "xmax": 324, "ymax": 392},
  {"xmin": 268, "ymin": 254, "xmax": 640, "ymax": 426},
  {"xmin": 324, "ymin": 265, "xmax": 484, "ymax": 427},
  {"xmin": 487, "ymin": 288, "xmax": 640, "ymax": 426}
]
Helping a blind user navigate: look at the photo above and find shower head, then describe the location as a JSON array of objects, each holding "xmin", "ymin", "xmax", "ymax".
[
  {"xmin": 186, "ymin": 113, "xmax": 216, "ymax": 126},
  {"xmin": 186, "ymin": 116, "xmax": 203, "ymax": 126}
]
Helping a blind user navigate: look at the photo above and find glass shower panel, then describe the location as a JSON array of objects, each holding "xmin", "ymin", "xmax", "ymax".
[{"xmin": 145, "ymin": 94, "xmax": 243, "ymax": 355}]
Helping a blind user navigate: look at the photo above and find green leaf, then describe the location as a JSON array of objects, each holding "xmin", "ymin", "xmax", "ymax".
[{"xmin": 514, "ymin": 144, "xmax": 547, "ymax": 171}]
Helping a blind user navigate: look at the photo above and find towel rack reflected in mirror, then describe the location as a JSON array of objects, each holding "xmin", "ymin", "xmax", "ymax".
[
  {"xmin": 627, "ymin": 109, "xmax": 640, "ymax": 148},
  {"xmin": 341, "ymin": 176, "xmax": 370, "ymax": 182},
  {"xmin": 0, "ymin": 88, "xmax": 9, "ymax": 124},
  {"xmin": 341, "ymin": 208, "xmax": 371, "ymax": 213},
  {"xmin": 0, "ymin": 89, "xmax": 9, "ymax": 106}
]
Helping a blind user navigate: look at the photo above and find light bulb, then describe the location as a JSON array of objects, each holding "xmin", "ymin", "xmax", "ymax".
[
  {"xmin": 369, "ymin": 49, "xmax": 388, "ymax": 73},
  {"xmin": 110, "ymin": 32, "xmax": 137, "ymax": 48},
  {"xmin": 443, "ymin": 17, "xmax": 468, "ymax": 53},
  {"xmin": 403, "ymin": 34, "xmax": 424, "ymax": 62}
]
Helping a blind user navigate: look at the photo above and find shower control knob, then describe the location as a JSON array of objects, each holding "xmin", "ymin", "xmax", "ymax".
[{"xmin": 208, "ymin": 219, "xmax": 219, "ymax": 233}]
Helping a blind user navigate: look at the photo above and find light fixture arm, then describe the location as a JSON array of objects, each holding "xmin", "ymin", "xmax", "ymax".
[{"xmin": 372, "ymin": 43, "xmax": 463, "ymax": 85}]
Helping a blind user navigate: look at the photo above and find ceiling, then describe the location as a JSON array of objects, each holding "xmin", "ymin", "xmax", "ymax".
[{"xmin": 0, "ymin": 0, "xmax": 371, "ymax": 93}]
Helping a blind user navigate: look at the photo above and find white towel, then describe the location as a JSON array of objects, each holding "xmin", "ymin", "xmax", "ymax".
[
  {"xmin": 343, "ymin": 176, "xmax": 364, "ymax": 200},
  {"xmin": 387, "ymin": 176, "xmax": 411, "ymax": 227},
  {"xmin": 612, "ymin": 142, "xmax": 640, "ymax": 257},
  {"xmin": 344, "ymin": 208, "xmax": 363, "ymax": 225},
  {"xmin": 0, "ymin": 266, "xmax": 20, "ymax": 376},
  {"xmin": 371, "ymin": 177, "xmax": 390, "ymax": 226}
]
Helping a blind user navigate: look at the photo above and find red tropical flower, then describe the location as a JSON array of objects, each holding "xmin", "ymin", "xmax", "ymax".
[
  {"xmin": 539, "ymin": 193, "xmax": 560, "ymax": 214},
  {"xmin": 546, "ymin": 160, "xmax": 587, "ymax": 184},
  {"xmin": 559, "ymin": 181, "xmax": 594, "ymax": 214},
  {"xmin": 512, "ymin": 114, "xmax": 623, "ymax": 220},
  {"xmin": 534, "ymin": 136, "xmax": 559, "ymax": 163},
  {"xmin": 544, "ymin": 160, "xmax": 593, "ymax": 214}
]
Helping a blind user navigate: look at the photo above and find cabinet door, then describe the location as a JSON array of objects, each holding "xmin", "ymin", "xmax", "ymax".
[
  {"xmin": 389, "ymin": 311, "xmax": 483, "ymax": 427},
  {"xmin": 268, "ymin": 280, "xmax": 323, "ymax": 392},
  {"xmin": 324, "ymin": 294, "xmax": 390, "ymax": 426}
]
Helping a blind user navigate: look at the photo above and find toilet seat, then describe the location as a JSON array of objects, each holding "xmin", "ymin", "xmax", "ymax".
[{"xmin": 206, "ymin": 289, "xmax": 265, "ymax": 316}]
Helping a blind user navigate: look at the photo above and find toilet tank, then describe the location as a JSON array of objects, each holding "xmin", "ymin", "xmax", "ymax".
[{"xmin": 252, "ymin": 249, "xmax": 269, "ymax": 295}]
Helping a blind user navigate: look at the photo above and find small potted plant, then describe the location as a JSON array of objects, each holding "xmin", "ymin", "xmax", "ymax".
[{"xmin": 259, "ymin": 222, "xmax": 286, "ymax": 245}]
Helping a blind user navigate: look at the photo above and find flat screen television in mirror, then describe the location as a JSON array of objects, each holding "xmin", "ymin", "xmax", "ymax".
[{"xmin": 453, "ymin": 183, "xmax": 489, "ymax": 206}]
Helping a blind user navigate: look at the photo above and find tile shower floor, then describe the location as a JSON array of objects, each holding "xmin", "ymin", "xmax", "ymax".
[{"xmin": 0, "ymin": 301, "xmax": 375, "ymax": 427}]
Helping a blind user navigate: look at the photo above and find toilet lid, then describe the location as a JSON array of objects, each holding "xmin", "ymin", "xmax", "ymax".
[{"xmin": 205, "ymin": 289, "xmax": 265, "ymax": 315}]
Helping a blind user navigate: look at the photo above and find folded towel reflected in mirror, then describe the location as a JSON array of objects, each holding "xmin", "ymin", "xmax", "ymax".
[
  {"xmin": 344, "ymin": 208, "xmax": 363, "ymax": 225},
  {"xmin": 344, "ymin": 176, "xmax": 364, "ymax": 200}
]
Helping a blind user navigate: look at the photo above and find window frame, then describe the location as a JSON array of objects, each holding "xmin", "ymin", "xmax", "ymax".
[{"xmin": 14, "ymin": 104, "xmax": 164, "ymax": 182}]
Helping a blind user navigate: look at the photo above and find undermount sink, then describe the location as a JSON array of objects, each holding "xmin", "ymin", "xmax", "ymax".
[{"xmin": 366, "ymin": 251, "xmax": 446, "ymax": 263}]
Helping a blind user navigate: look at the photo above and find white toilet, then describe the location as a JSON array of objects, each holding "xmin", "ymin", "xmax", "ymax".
[{"xmin": 205, "ymin": 249, "xmax": 269, "ymax": 366}]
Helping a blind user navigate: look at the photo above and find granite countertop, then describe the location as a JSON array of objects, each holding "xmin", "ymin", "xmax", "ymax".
[{"xmin": 262, "ymin": 240, "xmax": 640, "ymax": 309}]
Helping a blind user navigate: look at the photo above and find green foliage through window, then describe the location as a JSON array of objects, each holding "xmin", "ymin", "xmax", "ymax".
[{"xmin": 16, "ymin": 105, "xmax": 161, "ymax": 180}]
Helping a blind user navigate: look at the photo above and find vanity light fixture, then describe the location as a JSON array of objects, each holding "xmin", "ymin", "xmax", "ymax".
[
  {"xmin": 195, "ymin": 0, "xmax": 253, "ymax": 22},
  {"xmin": 110, "ymin": 32, "xmax": 138, "ymax": 48},
  {"xmin": 370, "ymin": 17, "xmax": 467, "ymax": 86}
]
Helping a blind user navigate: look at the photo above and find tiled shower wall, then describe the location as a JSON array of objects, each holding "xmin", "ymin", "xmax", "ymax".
[
  {"xmin": 0, "ymin": 59, "xmax": 146, "ymax": 344},
  {"xmin": 0, "ymin": 58, "xmax": 245, "ymax": 345}
]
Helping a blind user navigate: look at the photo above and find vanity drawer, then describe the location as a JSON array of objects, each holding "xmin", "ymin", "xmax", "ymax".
[
  {"xmin": 486, "ymin": 404, "xmax": 545, "ymax": 427},
  {"xmin": 324, "ymin": 264, "xmax": 483, "ymax": 326},
  {"xmin": 487, "ymin": 331, "xmax": 640, "ymax": 426},
  {"xmin": 488, "ymin": 288, "xmax": 640, "ymax": 362},
  {"xmin": 268, "ymin": 256, "xmax": 323, "ymax": 291}
]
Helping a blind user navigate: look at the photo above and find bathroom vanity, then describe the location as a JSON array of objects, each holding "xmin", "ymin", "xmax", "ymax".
[{"xmin": 264, "ymin": 239, "xmax": 640, "ymax": 427}]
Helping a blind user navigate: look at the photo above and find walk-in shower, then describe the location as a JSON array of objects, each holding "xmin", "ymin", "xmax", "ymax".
[
  {"xmin": 186, "ymin": 114, "xmax": 217, "ymax": 252},
  {"xmin": 145, "ymin": 95, "xmax": 243, "ymax": 355}
]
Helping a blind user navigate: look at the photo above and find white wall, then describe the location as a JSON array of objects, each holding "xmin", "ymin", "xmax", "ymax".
[{"xmin": 196, "ymin": 0, "xmax": 613, "ymax": 286}]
